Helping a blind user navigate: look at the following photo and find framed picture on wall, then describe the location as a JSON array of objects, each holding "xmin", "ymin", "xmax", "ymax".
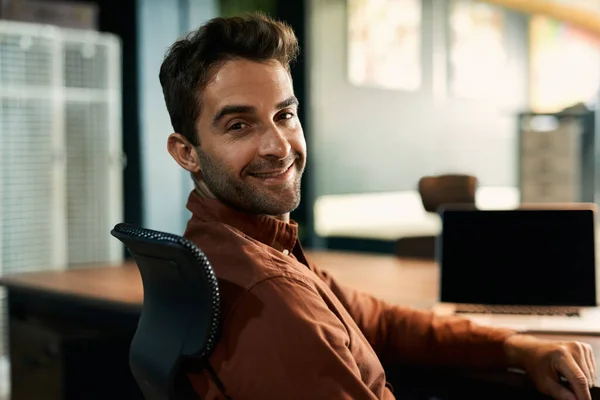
[
  {"xmin": 347, "ymin": 0, "xmax": 422, "ymax": 91},
  {"xmin": 447, "ymin": 0, "xmax": 509, "ymax": 99},
  {"xmin": 529, "ymin": 15, "xmax": 600, "ymax": 113}
]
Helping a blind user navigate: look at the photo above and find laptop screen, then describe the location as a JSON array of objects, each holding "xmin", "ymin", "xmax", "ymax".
[{"xmin": 438, "ymin": 208, "xmax": 597, "ymax": 306}]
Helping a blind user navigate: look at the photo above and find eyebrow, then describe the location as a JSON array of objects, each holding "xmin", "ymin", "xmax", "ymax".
[
  {"xmin": 276, "ymin": 96, "xmax": 299, "ymax": 110},
  {"xmin": 211, "ymin": 96, "xmax": 299, "ymax": 127}
]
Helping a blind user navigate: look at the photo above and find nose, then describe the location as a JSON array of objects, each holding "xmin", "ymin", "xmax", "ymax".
[{"xmin": 258, "ymin": 123, "xmax": 291, "ymax": 159}]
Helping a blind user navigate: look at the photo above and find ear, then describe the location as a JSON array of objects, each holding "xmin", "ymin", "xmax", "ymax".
[{"xmin": 167, "ymin": 133, "xmax": 201, "ymax": 173}]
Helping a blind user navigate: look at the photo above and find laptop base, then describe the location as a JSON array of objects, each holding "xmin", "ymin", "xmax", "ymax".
[{"xmin": 433, "ymin": 303, "xmax": 600, "ymax": 335}]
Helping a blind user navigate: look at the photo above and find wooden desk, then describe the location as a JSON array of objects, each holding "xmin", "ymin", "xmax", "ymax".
[
  {"xmin": 1, "ymin": 263, "xmax": 144, "ymax": 400},
  {"xmin": 1, "ymin": 262, "xmax": 143, "ymax": 312},
  {"xmin": 1, "ymin": 251, "xmax": 599, "ymax": 398}
]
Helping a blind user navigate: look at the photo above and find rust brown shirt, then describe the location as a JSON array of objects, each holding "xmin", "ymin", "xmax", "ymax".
[{"xmin": 183, "ymin": 192, "xmax": 515, "ymax": 399}]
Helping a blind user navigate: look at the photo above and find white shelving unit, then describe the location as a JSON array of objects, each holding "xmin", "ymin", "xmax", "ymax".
[{"xmin": 0, "ymin": 20, "xmax": 124, "ymax": 370}]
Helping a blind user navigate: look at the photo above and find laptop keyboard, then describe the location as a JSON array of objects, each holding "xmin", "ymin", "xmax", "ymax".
[{"xmin": 454, "ymin": 304, "xmax": 581, "ymax": 317}]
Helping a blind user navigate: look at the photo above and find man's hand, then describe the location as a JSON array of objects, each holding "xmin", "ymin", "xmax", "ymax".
[{"xmin": 504, "ymin": 334, "xmax": 596, "ymax": 400}]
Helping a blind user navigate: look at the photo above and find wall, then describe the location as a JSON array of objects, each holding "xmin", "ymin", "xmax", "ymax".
[
  {"xmin": 137, "ymin": 0, "xmax": 218, "ymax": 233},
  {"xmin": 308, "ymin": 0, "xmax": 529, "ymax": 197}
]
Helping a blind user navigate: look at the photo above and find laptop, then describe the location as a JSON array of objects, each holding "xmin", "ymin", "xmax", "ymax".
[{"xmin": 432, "ymin": 204, "xmax": 600, "ymax": 334}]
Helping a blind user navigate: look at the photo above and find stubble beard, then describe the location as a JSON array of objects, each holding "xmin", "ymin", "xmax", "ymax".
[{"xmin": 196, "ymin": 148, "xmax": 304, "ymax": 216}]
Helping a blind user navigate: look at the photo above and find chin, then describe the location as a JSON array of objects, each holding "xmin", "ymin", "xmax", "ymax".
[
  {"xmin": 252, "ymin": 194, "xmax": 300, "ymax": 216},
  {"xmin": 263, "ymin": 202, "xmax": 299, "ymax": 216}
]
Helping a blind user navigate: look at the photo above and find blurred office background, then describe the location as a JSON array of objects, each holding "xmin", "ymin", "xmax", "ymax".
[{"xmin": 1, "ymin": 0, "xmax": 600, "ymax": 397}]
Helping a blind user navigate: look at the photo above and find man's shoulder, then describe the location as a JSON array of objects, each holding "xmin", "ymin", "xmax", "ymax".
[
  {"xmin": 184, "ymin": 220, "xmax": 319, "ymax": 325},
  {"xmin": 183, "ymin": 220, "xmax": 312, "ymax": 289}
]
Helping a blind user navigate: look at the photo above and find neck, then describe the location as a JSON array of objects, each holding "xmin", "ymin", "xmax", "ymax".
[
  {"xmin": 194, "ymin": 180, "xmax": 216, "ymax": 200},
  {"xmin": 275, "ymin": 213, "xmax": 291, "ymax": 223}
]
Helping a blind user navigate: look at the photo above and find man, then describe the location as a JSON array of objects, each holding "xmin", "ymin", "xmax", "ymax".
[{"xmin": 161, "ymin": 13, "xmax": 595, "ymax": 400}]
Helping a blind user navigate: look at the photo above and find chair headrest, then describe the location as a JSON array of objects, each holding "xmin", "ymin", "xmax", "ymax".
[
  {"xmin": 111, "ymin": 222, "xmax": 221, "ymax": 358},
  {"xmin": 418, "ymin": 174, "xmax": 478, "ymax": 213},
  {"xmin": 111, "ymin": 223, "xmax": 221, "ymax": 399}
]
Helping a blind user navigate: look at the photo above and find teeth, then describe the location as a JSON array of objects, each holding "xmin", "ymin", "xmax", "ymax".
[
  {"xmin": 262, "ymin": 172, "xmax": 282, "ymax": 178},
  {"xmin": 253, "ymin": 164, "xmax": 291, "ymax": 179},
  {"xmin": 255, "ymin": 170, "xmax": 284, "ymax": 178}
]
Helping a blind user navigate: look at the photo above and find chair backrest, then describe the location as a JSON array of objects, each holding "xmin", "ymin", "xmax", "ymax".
[
  {"xmin": 110, "ymin": 223, "xmax": 221, "ymax": 400},
  {"xmin": 418, "ymin": 174, "xmax": 478, "ymax": 213}
]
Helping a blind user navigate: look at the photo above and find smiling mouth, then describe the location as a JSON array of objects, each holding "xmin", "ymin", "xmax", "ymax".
[{"xmin": 249, "ymin": 162, "xmax": 294, "ymax": 179}]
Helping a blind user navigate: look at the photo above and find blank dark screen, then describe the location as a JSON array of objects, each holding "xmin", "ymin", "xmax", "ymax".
[{"xmin": 439, "ymin": 209, "xmax": 596, "ymax": 306}]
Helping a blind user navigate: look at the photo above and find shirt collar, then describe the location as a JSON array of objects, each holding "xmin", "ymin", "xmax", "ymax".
[{"xmin": 186, "ymin": 190, "xmax": 298, "ymax": 253}]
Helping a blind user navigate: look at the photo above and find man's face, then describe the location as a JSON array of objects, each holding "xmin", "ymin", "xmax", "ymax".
[{"xmin": 194, "ymin": 59, "xmax": 306, "ymax": 216}]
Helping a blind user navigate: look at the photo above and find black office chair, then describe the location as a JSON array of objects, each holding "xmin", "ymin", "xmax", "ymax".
[{"xmin": 111, "ymin": 223, "xmax": 222, "ymax": 400}]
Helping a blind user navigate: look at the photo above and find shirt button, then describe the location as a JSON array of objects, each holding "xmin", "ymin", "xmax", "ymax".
[{"xmin": 282, "ymin": 249, "xmax": 290, "ymax": 255}]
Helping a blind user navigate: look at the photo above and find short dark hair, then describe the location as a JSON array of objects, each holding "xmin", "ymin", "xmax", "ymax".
[{"xmin": 159, "ymin": 13, "xmax": 299, "ymax": 146}]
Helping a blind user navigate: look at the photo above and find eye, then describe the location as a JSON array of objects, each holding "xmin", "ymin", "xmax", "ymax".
[
  {"xmin": 227, "ymin": 122, "xmax": 248, "ymax": 131},
  {"xmin": 277, "ymin": 111, "xmax": 295, "ymax": 121}
]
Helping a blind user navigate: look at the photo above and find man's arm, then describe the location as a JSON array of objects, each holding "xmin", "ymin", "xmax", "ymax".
[
  {"xmin": 191, "ymin": 276, "xmax": 390, "ymax": 399},
  {"xmin": 312, "ymin": 266, "xmax": 595, "ymax": 400},
  {"xmin": 312, "ymin": 265, "xmax": 514, "ymax": 368}
]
